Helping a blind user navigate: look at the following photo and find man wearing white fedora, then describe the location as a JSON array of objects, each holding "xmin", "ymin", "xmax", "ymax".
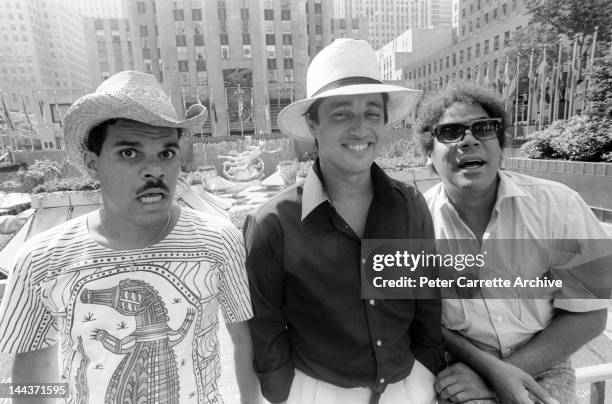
[
  {"xmin": 244, "ymin": 39, "xmax": 444, "ymax": 404},
  {"xmin": 0, "ymin": 71, "xmax": 261, "ymax": 403}
]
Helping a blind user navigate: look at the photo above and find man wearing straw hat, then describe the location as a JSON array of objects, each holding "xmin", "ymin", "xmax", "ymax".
[
  {"xmin": 244, "ymin": 39, "xmax": 444, "ymax": 404},
  {"xmin": 0, "ymin": 71, "xmax": 260, "ymax": 403}
]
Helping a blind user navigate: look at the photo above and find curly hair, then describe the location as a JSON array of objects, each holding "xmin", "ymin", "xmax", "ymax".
[{"xmin": 414, "ymin": 81, "xmax": 508, "ymax": 156}]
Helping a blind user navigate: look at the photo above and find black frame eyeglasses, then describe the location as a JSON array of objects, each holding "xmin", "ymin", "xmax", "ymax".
[{"xmin": 432, "ymin": 118, "xmax": 502, "ymax": 143}]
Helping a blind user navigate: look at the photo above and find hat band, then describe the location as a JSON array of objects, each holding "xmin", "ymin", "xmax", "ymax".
[{"xmin": 311, "ymin": 76, "xmax": 383, "ymax": 97}]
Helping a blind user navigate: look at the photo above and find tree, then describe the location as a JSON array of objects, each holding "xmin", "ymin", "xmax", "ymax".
[
  {"xmin": 583, "ymin": 52, "xmax": 612, "ymax": 120},
  {"xmin": 525, "ymin": 0, "xmax": 612, "ymax": 57}
]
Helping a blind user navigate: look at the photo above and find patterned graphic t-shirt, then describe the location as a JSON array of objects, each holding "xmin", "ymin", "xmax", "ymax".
[{"xmin": 0, "ymin": 207, "xmax": 253, "ymax": 404}]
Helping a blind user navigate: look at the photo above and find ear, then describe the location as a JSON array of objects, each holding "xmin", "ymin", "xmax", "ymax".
[
  {"xmin": 306, "ymin": 116, "xmax": 318, "ymax": 140},
  {"xmin": 82, "ymin": 150, "xmax": 100, "ymax": 180}
]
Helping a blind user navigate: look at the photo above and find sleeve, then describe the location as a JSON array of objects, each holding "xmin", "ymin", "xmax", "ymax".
[
  {"xmin": 552, "ymin": 191, "xmax": 611, "ymax": 312},
  {"xmin": 243, "ymin": 212, "xmax": 295, "ymax": 403},
  {"xmin": 409, "ymin": 191, "xmax": 446, "ymax": 375},
  {"xmin": 0, "ymin": 246, "xmax": 58, "ymax": 353},
  {"xmin": 218, "ymin": 221, "xmax": 254, "ymax": 324}
]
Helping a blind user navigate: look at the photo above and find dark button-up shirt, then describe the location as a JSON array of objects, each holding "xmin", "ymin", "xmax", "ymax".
[{"xmin": 244, "ymin": 161, "xmax": 444, "ymax": 403}]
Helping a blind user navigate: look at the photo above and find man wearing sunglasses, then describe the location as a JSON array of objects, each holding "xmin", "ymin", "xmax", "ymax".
[{"xmin": 415, "ymin": 82, "xmax": 608, "ymax": 404}]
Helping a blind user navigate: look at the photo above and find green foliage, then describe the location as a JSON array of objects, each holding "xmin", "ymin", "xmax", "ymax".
[
  {"xmin": 13, "ymin": 159, "xmax": 65, "ymax": 193},
  {"xmin": 583, "ymin": 53, "xmax": 612, "ymax": 120},
  {"xmin": 525, "ymin": 0, "xmax": 612, "ymax": 43},
  {"xmin": 376, "ymin": 138, "xmax": 426, "ymax": 171},
  {"xmin": 521, "ymin": 115, "xmax": 612, "ymax": 161},
  {"xmin": 32, "ymin": 178, "xmax": 100, "ymax": 194}
]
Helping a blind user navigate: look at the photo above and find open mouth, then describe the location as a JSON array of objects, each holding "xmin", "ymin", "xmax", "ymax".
[
  {"xmin": 345, "ymin": 143, "xmax": 370, "ymax": 152},
  {"xmin": 457, "ymin": 158, "xmax": 485, "ymax": 169},
  {"xmin": 137, "ymin": 193, "xmax": 165, "ymax": 204}
]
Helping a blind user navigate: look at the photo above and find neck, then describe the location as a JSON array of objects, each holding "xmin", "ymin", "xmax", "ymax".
[
  {"xmin": 445, "ymin": 177, "xmax": 499, "ymax": 222},
  {"xmin": 319, "ymin": 161, "xmax": 373, "ymax": 203},
  {"xmin": 93, "ymin": 206, "xmax": 174, "ymax": 250}
]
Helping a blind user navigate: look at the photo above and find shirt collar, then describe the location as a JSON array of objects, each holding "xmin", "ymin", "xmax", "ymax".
[
  {"xmin": 301, "ymin": 159, "xmax": 398, "ymax": 221},
  {"xmin": 430, "ymin": 169, "xmax": 528, "ymax": 215}
]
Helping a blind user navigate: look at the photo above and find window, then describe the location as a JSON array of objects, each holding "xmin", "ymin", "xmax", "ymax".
[
  {"xmin": 476, "ymin": 17, "xmax": 480, "ymax": 29},
  {"xmin": 469, "ymin": 21, "xmax": 472, "ymax": 32},
  {"xmin": 504, "ymin": 31, "xmax": 510, "ymax": 47},
  {"xmin": 315, "ymin": 25, "xmax": 322, "ymax": 34},
  {"xmin": 139, "ymin": 25, "xmax": 148, "ymax": 36},
  {"xmin": 218, "ymin": 6, "xmax": 226, "ymax": 20},
  {"xmin": 267, "ymin": 58, "xmax": 277, "ymax": 69},
  {"xmin": 266, "ymin": 34, "xmax": 275, "ymax": 45},
  {"xmin": 176, "ymin": 35, "xmax": 186, "ymax": 46},
  {"xmin": 484, "ymin": 39, "xmax": 489, "ymax": 55},
  {"xmin": 484, "ymin": 13, "xmax": 489, "ymax": 24},
  {"xmin": 462, "ymin": 8, "xmax": 466, "ymax": 17},
  {"xmin": 314, "ymin": 3, "xmax": 322, "ymax": 13},
  {"xmin": 194, "ymin": 34, "xmax": 204, "ymax": 46},
  {"xmin": 459, "ymin": 70, "xmax": 464, "ymax": 79},
  {"xmin": 428, "ymin": 63, "xmax": 431, "ymax": 75},
  {"xmin": 281, "ymin": 9, "xmax": 290, "ymax": 20},
  {"xmin": 452, "ymin": 53, "xmax": 456, "ymax": 66},
  {"xmin": 467, "ymin": 47, "xmax": 472, "ymax": 61},
  {"xmin": 475, "ymin": 43, "xmax": 480, "ymax": 57},
  {"xmin": 240, "ymin": 8, "xmax": 249, "ymax": 19},
  {"xmin": 460, "ymin": 50, "xmax": 464, "ymax": 63},
  {"xmin": 502, "ymin": 3, "xmax": 507, "ymax": 16},
  {"xmin": 221, "ymin": 45, "xmax": 229, "ymax": 59},
  {"xmin": 494, "ymin": 35, "xmax": 499, "ymax": 51},
  {"xmin": 196, "ymin": 59, "xmax": 206, "ymax": 71},
  {"xmin": 179, "ymin": 72, "xmax": 189, "ymax": 87},
  {"xmin": 461, "ymin": 25, "xmax": 465, "ymax": 36},
  {"xmin": 137, "ymin": 2, "xmax": 146, "ymax": 13},
  {"xmin": 493, "ymin": 8, "xmax": 497, "ymax": 19},
  {"xmin": 284, "ymin": 69, "xmax": 294, "ymax": 82},
  {"xmin": 219, "ymin": 33, "xmax": 228, "ymax": 45},
  {"xmin": 178, "ymin": 60, "xmax": 189, "ymax": 72},
  {"xmin": 282, "ymin": 34, "xmax": 292, "ymax": 45},
  {"xmin": 243, "ymin": 45, "xmax": 251, "ymax": 58},
  {"xmin": 242, "ymin": 33, "xmax": 250, "ymax": 44},
  {"xmin": 267, "ymin": 45, "xmax": 276, "ymax": 58},
  {"xmin": 446, "ymin": 56, "xmax": 450, "ymax": 68},
  {"xmin": 264, "ymin": 9, "xmax": 274, "ymax": 20},
  {"xmin": 192, "ymin": 9, "xmax": 202, "ymax": 20},
  {"xmin": 284, "ymin": 58, "xmax": 293, "ymax": 69},
  {"xmin": 173, "ymin": 9, "xmax": 184, "ymax": 20},
  {"xmin": 197, "ymin": 71, "xmax": 207, "ymax": 85},
  {"xmin": 268, "ymin": 70, "xmax": 277, "ymax": 82}
]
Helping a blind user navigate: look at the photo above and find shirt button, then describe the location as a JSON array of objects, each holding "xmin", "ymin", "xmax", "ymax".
[
  {"xmin": 376, "ymin": 339, "xmax": 382, "ymax": 346},
  {"xmin": 379, "ymin": 378, "xmax": 385, "ymax": 384},
  {"xmin": 369, "ymin": 299, "xmax": 375, "ymax": 306},
  {"xmin": 496, "ymin": 316, "xmax": 503, "ymax": 323}
]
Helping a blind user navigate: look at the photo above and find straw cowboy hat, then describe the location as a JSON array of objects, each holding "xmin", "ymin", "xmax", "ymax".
[
  {"xmin": 64, "ymin": 70, "xmax": 207, "ymax": 172},
  {"xmin": 277, "ymin": 39, "xmax": 421, "ymax": 140}
]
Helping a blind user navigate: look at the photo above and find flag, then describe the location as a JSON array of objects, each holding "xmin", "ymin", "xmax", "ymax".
[
  {"xmin": 552, "ymin": 42, "xmax": 563, "ymax": 121},
  {"xmin": 526, "ymin": 48, "xmax": 535, "ymax": 123},
  {"xmin": 568, "ymin": 36, "xmax": 580, "ymax": 116},
  {"xmin": 54, "ymin": 98, "xmax": 63, "ymax": 128},
  {"xmin": 21, "ymin": 94, "xmax": 33, "ymax": 130},
  {"xmin": 210, "ymin": 88, "xmax": 218, "ymax": 123},
  {"xmin": 1, "ymin": 94, "xmax": 15, "ymax": 130},
  {"xmin": 484, "ymin": 62, "xmax": 491, "ymax": 86}
]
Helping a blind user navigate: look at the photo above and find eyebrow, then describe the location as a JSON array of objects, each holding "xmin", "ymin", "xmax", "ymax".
[
  {"xmin": 327, "ymin": 100, "xmax": 383, "ymax": 110},
  {"xmin": 111, "ymin": 140, "xmax": 180, "ymax": 149}
]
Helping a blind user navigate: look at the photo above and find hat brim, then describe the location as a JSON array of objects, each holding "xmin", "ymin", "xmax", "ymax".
[
  {"xmin": 64, "ymin": 93, "xmax": 208, "ymax": 174},
  {"xmin": 277, "ymin": 84, "xmax": 421, "ymax": 141}
]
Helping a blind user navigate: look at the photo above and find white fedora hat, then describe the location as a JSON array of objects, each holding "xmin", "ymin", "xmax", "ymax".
[
  {"xmin": 277, "ymin": 39, "xmax": 421, "ymax": 140},
  {"xmin": 64, "ymin": 70, "xmax": 207, "ymax": 173}
]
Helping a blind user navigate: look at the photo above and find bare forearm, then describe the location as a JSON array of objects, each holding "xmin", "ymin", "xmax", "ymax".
[
  {"xmin": 12, "ymin": 345, "xmax": 59, "ymax": 404},
  {"xmin": 226, "ymin": 322, "xmax": 262, "ymax": 404},
  {"xmin": 505, "ymin": 309, "xmax": 607, "ymax": 375}
]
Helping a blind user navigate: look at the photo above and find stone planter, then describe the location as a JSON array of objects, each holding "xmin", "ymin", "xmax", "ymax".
[{"xmin": 503, "ymin": 158, "xmax": 612, "ymax": 216}]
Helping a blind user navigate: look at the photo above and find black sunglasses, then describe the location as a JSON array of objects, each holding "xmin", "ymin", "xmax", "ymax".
[{"xmin": 432, "ymin": 118, "xmax": 502, "ymax": 143}]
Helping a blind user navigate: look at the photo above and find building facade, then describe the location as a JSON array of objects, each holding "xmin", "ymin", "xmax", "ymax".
[
  {"xmin": 68, "ymin": 0, "xmax": 125, "ymax": 19},
  {"xmin": 401, "ymin": 0, "xmax": 529, "ymax": 92},
  {"xmin": 84, "ymin": 17, "xmax": 134, "ymax": 86},
  {"xmin": 126, "ymin": 0, "xmax": 312, "ymax": 136}
]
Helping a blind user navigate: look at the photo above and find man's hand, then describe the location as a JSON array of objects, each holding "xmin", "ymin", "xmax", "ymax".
[
  {"xmin": 436, "ymin": 362, "xmax": 496, "ymax": 402},
  {"xmin": 485, "ymin": 360, "xmax": 559, "ymax": 404},
  {"xmin": 226, "ymin": 321, "xmax": 262, "ymax": 404}
]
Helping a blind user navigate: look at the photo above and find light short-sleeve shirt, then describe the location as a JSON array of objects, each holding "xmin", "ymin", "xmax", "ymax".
[
  {"xmin": 424, "ymin": 170, "xmax": 610, "ymax": 357},
  {"xmin": 0, "ymin": 206, "xmax": 252, "ymax": 403}
]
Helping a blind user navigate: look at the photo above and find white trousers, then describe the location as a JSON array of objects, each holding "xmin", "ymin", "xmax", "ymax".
[{"xmin": 287, "ymin": 360, "xmax": 437, "ymax": 404}]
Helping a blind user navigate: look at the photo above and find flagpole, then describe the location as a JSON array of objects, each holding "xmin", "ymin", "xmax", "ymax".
[
  {"xmin": 526, "ymin": 48, "xmax": 534, "ymax": 127},
  {"xmin": 552, "ymin": 39, "xmax": 563, "ymax": 122},
  {"xmin": 583, "ymin": 26, "xmax": 599, "ymax": 111},
  {"xmin": 514, "ymin": 56, "xmax": 520, "ymax": 138},
  {"xmin": 568, "ymin": 36, "xmax": 579, "ymax": 117},
  {"xmin": 503, "ymin": 57, "xmax": 510, "ymax": 114},
  {"xmin": 538, "ymin": 45, "xmax": 547, "ymax": 130}
]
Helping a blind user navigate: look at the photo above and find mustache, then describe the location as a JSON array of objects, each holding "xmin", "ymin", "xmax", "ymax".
[{"xmin": 136, "ymin": 180, "xmax": 169, "ymax": 194}]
